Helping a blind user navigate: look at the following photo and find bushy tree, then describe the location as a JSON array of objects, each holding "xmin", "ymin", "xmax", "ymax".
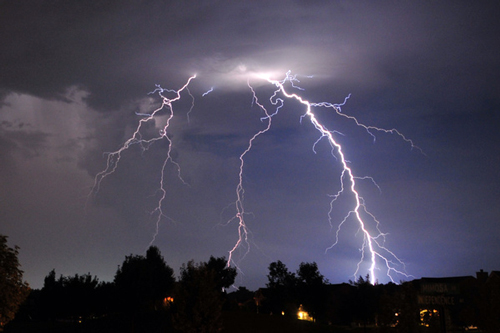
[
  {"xmin": 63, "ymin": 273, "xmax": 100, "ymax": 319},
  {"xmin": 39, "ymin": 269, "xmax": 62, "ymax": 321},
  {"xmin": 266, "ymin": 260, "xmax": 296, "ymax": 289},
  {"xmin": 206, "ymin": 256, "xmax": 237, "ymax": 291},
  {"xmin": 114, "ymin": 246, "xmax": 175, "ymax": 312},
  {"xmin": 296, "ymin": 262, "xmax": 327, "ymax": 286},
  {"xmin": 172, "ymin": 257, "xmax": 236, "ymax": 333},
  {"xmin": 0, "ymin": 235, "xmax": 29, "ymax": 328},
  {"xmin": 266, "ymin": 260, "xmax": 297, "ymax": 316},
  {"xmin": 39, "ymin": 269, "xmax": 103, "ymax": 321},
  {"xmin": 296, "ymin": 262, "xmax": 328, "ymax": 322}
]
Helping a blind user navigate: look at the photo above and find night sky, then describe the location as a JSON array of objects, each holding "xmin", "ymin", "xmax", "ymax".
[{"xmin": 1, "ymin": 1, "xmax": 499, "ymax": 290}]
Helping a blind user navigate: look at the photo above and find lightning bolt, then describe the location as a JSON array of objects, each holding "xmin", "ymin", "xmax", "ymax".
[
  {"xmin": 227, "ymin": 71, "xmax": 416, "ymax": 283},
  {"xmin": 225, "ymin": 80, "xmax": 284, "ymax": 266},
  {"xmin": 202, "ymin": 86, "xmax": 214, "ymax": 97},
  {"xmin": 90, "ymin": 70, "xmax": 417, "ymax": 283},
  {"xmin": 89, "ymin": 75, "xmax": 196, "ymax": 244}
]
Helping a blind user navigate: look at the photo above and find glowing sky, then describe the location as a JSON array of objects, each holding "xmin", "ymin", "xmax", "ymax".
[{"xmin": 1, "ymin": 1, "xmax": 499, "ymax": 289}]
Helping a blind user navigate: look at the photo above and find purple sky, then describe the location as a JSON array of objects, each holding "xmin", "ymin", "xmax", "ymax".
[{"xmin": 1, "ymin": 1, "xmax": 499, "ymax": 290}]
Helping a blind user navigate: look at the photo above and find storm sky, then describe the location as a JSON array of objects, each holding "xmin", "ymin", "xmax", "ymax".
[{"xmin": 1, "ymin": 1, "xmax": 499, "ymax": 290}]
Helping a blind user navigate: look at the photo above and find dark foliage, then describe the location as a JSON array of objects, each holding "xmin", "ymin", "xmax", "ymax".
[
  {"xmin": 206, "ymin": 256, "xmax": 237, "ymax": 291},
  {"xmin": 226, "ymin": 286, "xmax": 256, "ymax": 312},
  {"xmin": 296, "ymin": 262, "xmax": 328, "ymax": 323},
  {"xmin": 0, "ymin": 235, "xmax": 30, "ymax": 328},
  {"xmin": 172, "ymin": 257, "xmax": 236, "ymax": 333},
  {"xmin": 323, "ymin": 283, "xmax": 356, "ymax": 326},
  {"xmin": 349, "ymin": 275, "xmax": 378, "ymax": 327},
  {"xmin": 391, "ymin": 281, "xmax": 420, "ymax": 333},
  {"xmin": 114, "ymin": 246, "xmax": 175, "ymax": 312},
  {"xmin": 265, "ymin": 260, "xmax": 298, "ymax": 316},
  {"xmin": 266, "ymin": 260, "xmax": 296, "ymax": 290},
  {"xmin": 8, "ymin": 248, "xmax": 500, "ymax": 333},
  {"xmin": 37, "ymin": 269, "xmax": 108, "ymax": 322}
]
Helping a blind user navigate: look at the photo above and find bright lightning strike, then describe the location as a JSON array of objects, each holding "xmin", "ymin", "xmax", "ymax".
[
  {"xmin": 227, "ymin": 71, "xmax": 417, "ymax": 283},
  {"xmin": 90, "ymin": 70, "xmax": 417, "ymax": 284}
]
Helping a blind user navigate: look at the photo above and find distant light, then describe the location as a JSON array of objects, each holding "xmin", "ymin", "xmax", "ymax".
[
  {"xmin": 163, "ymin": 296, "xmax": 174, "ymax": 307},
  {"xmin": 297, "ymin": 304, "xmax": 314, "ymax": 322}
]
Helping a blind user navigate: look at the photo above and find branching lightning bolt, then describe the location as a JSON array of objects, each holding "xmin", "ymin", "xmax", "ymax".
[
  {"xmin": 226, "ymin": 81, "xmax": 284, "ymax": 266},
  {"xmin": 89, "ymin": 75, "xmax": 196, "ymax": 244},
  {"xmin": 227, "ymin": 71, "xmax": 416, "ymax": 283},
  {"xmin": 90, "ymin": 70, "xmax": 417, "ymax": 283}
]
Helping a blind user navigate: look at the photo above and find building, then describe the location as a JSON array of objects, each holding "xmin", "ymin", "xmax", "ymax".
[{"xmin": 409, "ymin": 270, "xmax": 500, "ymax": 332}]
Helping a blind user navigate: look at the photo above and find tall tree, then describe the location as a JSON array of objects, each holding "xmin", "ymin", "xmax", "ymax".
[
  {"xmin": 39, "ymin": 269, "xmax": 63, "ymax": 321},
  {"xmin": 0, "ymin": 234, "xmax": 30, "ymax": 328},
  {"xmin": 296, "ymin": 262, "xmax": 327, "ymax": 286},
  {"xmin": 296, "ymin": 262, "xmax": 328, "ymax": 322},
  {"xmin": 173, "ymin": 258, "xmax": 236, "ymax": 333},
  {"xmin": 266, "ymin": 260, "xmax": 296, "ymax": 289},
  {"xmin": 266, "ymin": 260, "xmax": 297, "ymax": 316},
  {"xmin": 206, "ymin": 256, "xmax": 237, "ymax": 291},
  {"xmin": 114, "ymin": 246, "xmax": 175, "ymax": 312}
]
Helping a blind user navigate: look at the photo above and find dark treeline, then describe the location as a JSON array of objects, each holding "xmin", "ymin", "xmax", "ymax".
[
  {"xmin": 6, "ymin": 249, "xmax": 500, "ymax": 332},
  {"xmin": 256, "ymin": 261, "xmax": 391, "ymax": 327},
  {"xmin": 256, "ymin": 261, "xmax": 500, "ymax": 333},
  {"xmin": 9, "ymin": 246, "xmax": 237, "ymax": 333}
]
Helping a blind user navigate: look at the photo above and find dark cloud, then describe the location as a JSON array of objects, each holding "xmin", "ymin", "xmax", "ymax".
[{"xmin": 0, "ymin": 1, "xmax": 499, "ymax": 289}]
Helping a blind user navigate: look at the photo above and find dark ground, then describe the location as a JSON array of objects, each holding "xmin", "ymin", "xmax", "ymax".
[
  {"xmin": 3, "ymin": 311, "xmax": 373, "ymax": 333},
  {"xmin": 222, "ymin": 311, "xmax": 356, "ymax": 333}
]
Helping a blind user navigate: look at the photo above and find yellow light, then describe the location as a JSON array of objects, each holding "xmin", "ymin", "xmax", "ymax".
[
  {"xmin": 163, "ymin": 296, "xmax": 174, "ymax": 306},
  {"xmin": 297, "ymin": 307, "xmax": 314, "ymax": 322},
  {"xmin": 420, "ymin": 309, "xmax": 439, "ymax": 327}
]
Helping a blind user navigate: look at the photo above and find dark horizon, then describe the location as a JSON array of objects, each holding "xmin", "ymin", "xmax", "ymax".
[{"xmin": 8, "ymin": 253, "xmax": 499, "ymax": 332}]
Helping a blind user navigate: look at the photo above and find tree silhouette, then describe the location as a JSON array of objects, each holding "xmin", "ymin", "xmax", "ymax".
[
  {"xmin": 266, "ymin": 260, "xmax": 297, "ymax": 316},
  {"xmin": 39, "ymin": 269, "xmax": 102, "ymax": 322},
  {"xmin": 349, "ymin": 275, "xmax": 377, "ymax": 328},
  {"xmin": 296, "ymin": 262, "xmax": 327, "ymax": 286},
  {"xmin": 114, "ymin": 246, "xmax": 175, "ymax": 312},
  {"xmin": 172, "ymin": 257, "xmax": 236, "ymax": 333},
  {"xmin": 0, "ymin": 234, "xmax": 30, "ymax": 328},
  {"xmin": 296, "ymin": 262, "xmax": 328, "ymax": 322},
  {"xmin": 63, "ymin": 273, "xmax": 100, "ymax": 319},
  {"xmin": 206, "ymin": 256, "xmax": 237, "ymax": 291},
  {"xmin": 266, "ymin": 260, "xmax": 296, "ymax": 289},
  {"xmin": 39, "ymin": 269, "xmax": 62, "ymax": 321}
]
